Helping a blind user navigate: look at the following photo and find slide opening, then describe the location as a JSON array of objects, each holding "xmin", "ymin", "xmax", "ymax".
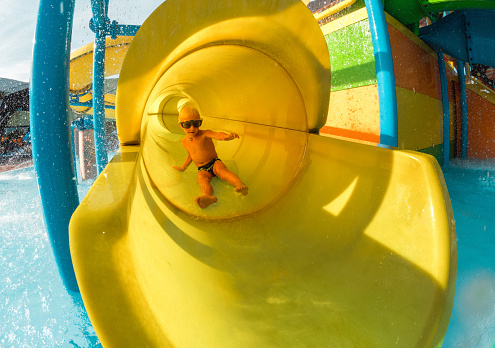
[{"xmin": 139, "ymin": 43, "xmax": 315, "ymax": 219}]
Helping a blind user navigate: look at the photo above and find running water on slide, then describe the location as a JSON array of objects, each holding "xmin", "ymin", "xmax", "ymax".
[{"xmin": 69, "ymin": 0, "xmax": 456, "ymax": 346}]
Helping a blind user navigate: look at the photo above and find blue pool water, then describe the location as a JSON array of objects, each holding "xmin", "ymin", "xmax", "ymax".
[
  {"xmin": 0, "ymin": 159, "xmax": 494, "ymax": 347},
  {"xmin": 442, "ymin": 159, "xmax": 495, "ymax": 348},
  {"xmin": 0, "ymin": 168, "xmax": 99, "ymax": 348}
]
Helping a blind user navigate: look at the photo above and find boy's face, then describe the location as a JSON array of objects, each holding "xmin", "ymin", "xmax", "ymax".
[{"xmin": 178, "ymin": 108, "xmax": 202, "ymax": 138}]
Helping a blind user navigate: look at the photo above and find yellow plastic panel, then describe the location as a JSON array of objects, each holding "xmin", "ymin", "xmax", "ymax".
[
  {"xmin": 69, "ymin": 146, "xmax": 172, "ymax": 347},
  {"xmin": 321, "ymin": 84, "xmax": 381, "ymax": 142},
  {"xmin": 396, "ymin": 87, "xmax": 457, "ymax": 150},
  {"xmin": 321, "ymin": 7, "xmax": 369, "ymax": 35},
  {"xmin": 70, "ymin": 134, "xmax": 456, "ymax": 347}
]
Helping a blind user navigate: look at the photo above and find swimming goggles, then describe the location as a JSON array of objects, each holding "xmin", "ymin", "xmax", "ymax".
[{"xmin": 179, "ymin": 120, "xmax": 203, "ymax": 129}]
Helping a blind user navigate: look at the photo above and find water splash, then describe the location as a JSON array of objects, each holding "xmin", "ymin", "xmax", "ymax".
[
  {"xmin": 0, "ymin": 167, "xmax": 101, "ymax": 348},
  {"xmin": 443, "ymin": 160, "xmax": 495, "ymax": 347}
]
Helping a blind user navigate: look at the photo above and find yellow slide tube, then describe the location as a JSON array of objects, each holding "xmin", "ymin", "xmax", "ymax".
[{"xmin": 69, "ymin": 0, "xmax": 456, "ymax": 347}]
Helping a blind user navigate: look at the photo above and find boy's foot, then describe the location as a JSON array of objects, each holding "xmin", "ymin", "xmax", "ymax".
[
  {"xmin": 195, "ymin": 195, "xmax": 217, "ymax": 209},
  {"xmin": 235, "ymin": 183, "xmax": 249, "ymax": 196}
]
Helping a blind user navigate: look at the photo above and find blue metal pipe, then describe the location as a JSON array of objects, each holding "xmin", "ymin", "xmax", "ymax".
[
  {"xmin": 30, "ymin": 0, "xmax": 79, "ymax": 292},
  {"xmin": 92, "ymin": 30, "xmax": 109, "ymax": 174},
  {"xmin": 71, "ymin": 122, "xmax": 78, "ymax": 182},
  {"xmin": 364, "ymin": 0, "xmax": 398, "ymax": 148},
  {"xmin": 437, "ymin": 52, "xmax": 450, "ymax": 166},
  {"xmin": 109, "ymin": 20, "xmax": 140, "ymax": 39},
  {"xmin": 84, "ymin": 115, "xmax": 95, "ymax": 130},
  {"xmin": 70, "ymin": 100, "xmax": 116, "ymax": 109},
  {"xmin": 90, "ymin": 0, "xmax": 108, "ymax": 30},
  {"xmin": 116, "ymin": 24, "xmax": 140, "ymax": 36},
  {"xmin": 457, "ymin": 60, "xmax": 468, "ymax": 158},
  {"xmin": 90, "ymin": 0, "xmax": 109, "ymax": 174}
]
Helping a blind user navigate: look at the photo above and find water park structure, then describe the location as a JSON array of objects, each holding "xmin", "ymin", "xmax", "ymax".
[
  {"xmin": 29, "ymin": 0, "xmax": 495, "ymax": 346},
  {"xmin": 0, "ymin": 80, "xmax": 30, "ymax": 167}
]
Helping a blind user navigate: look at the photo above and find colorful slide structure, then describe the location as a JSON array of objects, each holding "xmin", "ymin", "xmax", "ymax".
[
  {"xmin": 383, "ymin": 0, "xmax": 495, "ymax": 30},
  {"xmin": 68, "ymin": 36, "xmax": 134, "ymax": 118},
  {"xmin": 69, "ymin": 0, "xmax": 456, "ymax": 346},
  {"xmin": 419, "ymin": 9, "xmax": 495, "ymax": 68}
]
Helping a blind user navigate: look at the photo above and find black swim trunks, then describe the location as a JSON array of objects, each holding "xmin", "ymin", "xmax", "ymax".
[{"xmin": 198, "ymin": 158, "xmax": 221, "ymax": 176}]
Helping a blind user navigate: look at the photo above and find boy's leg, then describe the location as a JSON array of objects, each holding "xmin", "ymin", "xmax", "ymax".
[
  {"xmin": 213, "ymin": 161, "xmax": 248, "ymax": 196},
  {"xmin": 195, "ymin": 171, "xmax": 217, "ymax": 208}
]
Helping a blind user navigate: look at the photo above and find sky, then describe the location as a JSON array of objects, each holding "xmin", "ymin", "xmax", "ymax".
[{"xmin": 0, "ymin": 0, "xmax": 164, "ymax": 82}]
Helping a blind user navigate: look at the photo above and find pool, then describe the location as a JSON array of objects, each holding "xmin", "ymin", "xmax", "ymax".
[
  {"xmin": 0, "ymin": 159, "xmax": 494, "ymax": 347},
  {"xmin": 442, "ymin": 159, "xmax": 495, "ymax": 348},
  {"xmin": 0, "ymin": 167, "xmax": 100, "ymax": 348}
]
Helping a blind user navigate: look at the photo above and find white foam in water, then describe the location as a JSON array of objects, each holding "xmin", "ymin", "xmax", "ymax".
[
  {"xmin": 1, "ymin": 157, "xmax": 494, "ymax": 346},
  {"xmin": 454, "ymin": 271, "xmax": 495, "ymax": 347},
  {"xmin": 443, "ymin": 159, "xmax": 495, "ymax": 348},
  {"xmin": 0, "ymin": 171, "xmax": 35, "ymax": 182},
  {"xmin": 450, "ymin": 158, "xmax": 495, "ymax": 171},
  {"xmin": 0, "ymin": 167, "xmax": 101, "ymax": 348}
]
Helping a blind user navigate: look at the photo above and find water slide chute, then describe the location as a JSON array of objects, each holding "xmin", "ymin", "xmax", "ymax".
[
  {"xmin": 419, "ymin": 9, "xmax": 495, "ymax": 68},
  {"xmin": 383, "ymin": 0, "xmax": 495, "ymax": 27},
  {"xmin": 69, "ymin": 36, "xmax": 133, "ymax": 118},
  {"xmin": 69, "ymin": 0, "xmax": 456, "ymax": 346}
]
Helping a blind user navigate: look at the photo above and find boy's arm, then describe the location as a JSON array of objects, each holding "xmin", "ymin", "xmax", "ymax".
[
  {"xmin": 203, "ymin": 129, "xmax": 239, "ymax": 141},
  {"xmin": 173, "ymin": 153, "xmax": 192, "ymax": 171}
]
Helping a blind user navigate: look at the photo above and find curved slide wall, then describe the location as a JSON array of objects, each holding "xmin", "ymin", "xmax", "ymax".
[{"xmin": 69, "ymin": 0, "xmax": 456, "ymax": 346}]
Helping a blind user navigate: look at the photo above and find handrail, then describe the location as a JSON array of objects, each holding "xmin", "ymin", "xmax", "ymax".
[
  {"xmin": 457, "ymin": 60, "xmax": 468, "ymax": 158},
  {"xmin": 30, "ymin": 0, "xmax": 79, "ymax": 292},
  {"xmin": 314, "ymin": 0, "xmax": 357, "ymax": 21},
  {"xmin": 437, "ymin": 52, "xmax": 450, "ymax": 166},
  {"xmin": 364, "ymin": 0, "xmax": 398, "ymax": 147}
]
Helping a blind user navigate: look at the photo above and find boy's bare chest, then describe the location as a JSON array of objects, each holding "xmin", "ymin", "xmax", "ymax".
[{"xmin": 184, "ymin": 137, "xmax": 215, "ymax": 154}]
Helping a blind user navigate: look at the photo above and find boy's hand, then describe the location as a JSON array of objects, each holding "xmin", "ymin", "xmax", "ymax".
[
  {"xmin": 173, "ymin": 165, "xmax": 186, "ymax": 172},
  {"xmin": 224, "ymin": 132, "xmax": 239, "ymax": 141}
]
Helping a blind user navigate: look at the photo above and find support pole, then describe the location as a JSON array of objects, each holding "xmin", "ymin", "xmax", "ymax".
[
  {"xmin": 438, "ymin": 52, "xmax": 450, "ymax": 166},
  {"xmin": 364, "ymin": 0, "xmax": 398, "ymax": 148},
  {"xmin": 457, "ymin": 60, "xmax": 468, "ymax": 158},
  {"xmin": 71, "ymin": 122, "xmax": 78, "ymax": 180},
  {"xmin": 91, "ymin": 0, "xmax": 109, "ymax": 173},
  {"xmin": 30, "ymin": 0, "xmax": 79, "ymax": 292},
  {"xmin": 92, "ymin": 30, "xmax": 109, "ymax": 173}
]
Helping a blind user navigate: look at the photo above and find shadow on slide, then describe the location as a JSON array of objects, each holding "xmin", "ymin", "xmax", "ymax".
[{"xmin": 69, "ymin": 0, "xmax": 456, "ymax": 346}]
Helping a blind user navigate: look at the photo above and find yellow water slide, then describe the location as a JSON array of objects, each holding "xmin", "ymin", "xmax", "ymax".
[
  {"xmin": 69, "ymin": 0, "xmax": 456, "ymax": 347},
  {"xmin": 69, "ymin": 36, "xmax": 133, "ymax": 117}
]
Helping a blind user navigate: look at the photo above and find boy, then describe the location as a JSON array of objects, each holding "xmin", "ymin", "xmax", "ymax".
[{"xmin": 173, "ymin": 106, "xmax": 248, "ymax": 209}]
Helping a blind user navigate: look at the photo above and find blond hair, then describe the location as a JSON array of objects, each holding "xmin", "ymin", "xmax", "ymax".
[{"xmin": 178, "ymin": 106, "xmax": 200, "ymax": 121}]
